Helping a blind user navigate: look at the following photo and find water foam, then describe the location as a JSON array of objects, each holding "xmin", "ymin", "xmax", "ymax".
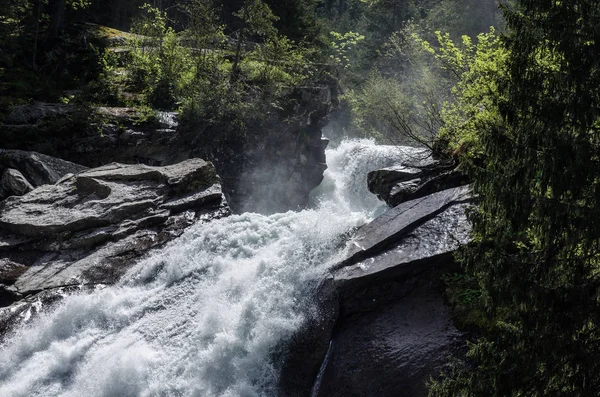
[{"xmin": 0, "ymin": 140, "xmax": 424, "ymax": 397}]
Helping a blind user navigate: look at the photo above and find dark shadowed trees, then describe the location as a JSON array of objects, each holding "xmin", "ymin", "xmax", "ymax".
[{"xmin": 429, "ymin": 1, "xmax": 600, "ymax": 395}]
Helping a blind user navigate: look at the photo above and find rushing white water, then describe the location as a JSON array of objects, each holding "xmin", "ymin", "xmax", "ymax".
[{"xmin": 0, "ymin": 139, "xmax": 426, "ymax": 397}]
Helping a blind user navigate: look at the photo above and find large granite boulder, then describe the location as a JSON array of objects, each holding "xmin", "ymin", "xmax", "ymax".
[
  {"xmin": 0, "ymin": 159, "xmax": 229, "ymax": 313},
  {"xmin": 368, "ymin": 160, "xmax": 469, "ymax": 208},
  {"xmin": 317, "ymin": 186, "xmax": 472, "ymax": 397},
  {"xmin": 333, "ymin": 185, "xmax": 472, "ymax": 298},
  {"xmin": 280, "ymin": 185, "xmax": 473, "ymax": 396},
  {"xmin": 314, "ymin": 274, "xmax": 461, "ymax": 397}
]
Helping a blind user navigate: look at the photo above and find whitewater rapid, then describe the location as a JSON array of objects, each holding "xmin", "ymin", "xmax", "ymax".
[{"xmin": 0, "ymin": 140, "xmax": 428, "ymax": 397}]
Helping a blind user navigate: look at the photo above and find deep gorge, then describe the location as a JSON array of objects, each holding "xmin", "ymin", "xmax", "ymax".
[
  {"xmin": 0, "ymin": 139, "xmax": 469, "ymax": 396},
  {"xmin": 2, "ymin": 0, "xmax": 599, "ymax": 395}
]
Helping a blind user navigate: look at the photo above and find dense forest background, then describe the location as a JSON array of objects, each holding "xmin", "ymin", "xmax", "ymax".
[
  {"xmin": 2, "ymin": 1, "xmax": 600, "ymax": 396},
  {"xmin": 0, "ymin": 0, "xmax": 500, "ymax": 141}
]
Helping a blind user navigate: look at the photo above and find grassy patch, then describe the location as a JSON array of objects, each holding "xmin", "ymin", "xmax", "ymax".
[{"xmin": 82, "ymin": 23, "xmax": 136, "ymax": 43}]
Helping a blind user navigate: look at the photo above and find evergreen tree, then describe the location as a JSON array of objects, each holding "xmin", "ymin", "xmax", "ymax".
[
  {"xmin": 430, "ymin": 1, "xmax": 600, "ymax": 395},
  {"xmin": 265, "ymin": 0, "xmax": 321, "ymax": 44}
]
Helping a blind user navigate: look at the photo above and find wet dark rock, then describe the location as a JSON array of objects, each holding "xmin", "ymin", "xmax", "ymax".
[
  {"xmin": 0, "ymin": 284, "xmax": 22, "ymax": 308},
  {"xmin": 336, "ymin": 185, "xmax": 472, "ymax": 271},
  {"xmin": 282, "ymin": 186, "xmax": 473, "ymax": 397},
  {"xmin": 278, "ymin": 276, "xmax": 340, "ymax": 397},
  {"xmin": 319, "ymin": 187, "xmax": 471, "ymax": 396},
  {"xmin": 315, "ymin": 273, "xmax": 461, "ymax": 397},
  {"xmin": 0, "ymin": 159, "xmax": 229, "ymax": 304},
  {"xmin": 312, "ymin": 189, "xmax": 472, "ymax": 396},
  {"xmin": 368, "ymin": 161, "xmax": 469, "ymax": 207},
  {"xmin": 335, "ymin": 200, "xmax": 471, "ymax": 316}
]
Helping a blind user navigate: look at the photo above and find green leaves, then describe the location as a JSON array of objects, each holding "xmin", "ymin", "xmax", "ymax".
[
  {"xmin": 66, "ymin": 0, "xmax": 90, "ymax": 11},
  {"xmin": 329, "ymin": 30, "xmax": 365, "ymax": 70},
  {"xmin": 233, "ymin": 0, "xmax": 278, "ymax": 39},
  {"xmin": 435, "ymin": 28, "xmax": 507, "ymax": 159},
  {"xmin": 429, "ymin": 1, "xmax": 600, "ymax": 396},
  {"xmin": 127, "ymin": 4, "xmax": 193, "ymax": 109}
]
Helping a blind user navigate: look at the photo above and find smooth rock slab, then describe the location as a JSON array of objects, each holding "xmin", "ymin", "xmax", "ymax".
[
  {"xmin": 335, "ymin": 185, "xmax": 472, "ymax": 271},
  {"xmin": 314, "ymin": 278, "xmax": 461, "ymax": 397},
  {"xmin": 335, "ymin": 202, "xmax": 471, "ymax": 292}
]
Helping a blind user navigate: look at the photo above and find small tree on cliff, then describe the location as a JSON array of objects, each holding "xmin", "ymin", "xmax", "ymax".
[
  {"xmin": 186, "ymin": 0, "xmax": 225, "ymax": 74},
  {"xmin": 230, "ymin": 0, "xmax": 278, "ymax": 81}
]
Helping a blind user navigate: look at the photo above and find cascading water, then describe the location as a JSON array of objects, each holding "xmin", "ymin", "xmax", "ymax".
[{"xmin": 0, "ymin": 139, "xmax": 427, "ymax": 397}]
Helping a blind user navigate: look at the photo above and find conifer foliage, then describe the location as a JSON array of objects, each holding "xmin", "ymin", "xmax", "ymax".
[{"xmin": 430, "ymin": 1, "xmax": 600, "ymax": 396}]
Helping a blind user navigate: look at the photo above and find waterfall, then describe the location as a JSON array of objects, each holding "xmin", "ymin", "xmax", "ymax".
[{"xmin": 0, "ymin": 139, "xmax": 425, "ymax": 397}]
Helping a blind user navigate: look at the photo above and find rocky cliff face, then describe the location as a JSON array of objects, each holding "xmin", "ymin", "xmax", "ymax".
[
  {"xmin": 227, "ymin": 86, "xmax": 332, "ymax": 213},
  {"xmin": 2, "ymin": 84, "xmax": 336, "ymax": 214},
  {"xmin": 0, "ymin": 155, "xmax": 229, "ymax": 333}
]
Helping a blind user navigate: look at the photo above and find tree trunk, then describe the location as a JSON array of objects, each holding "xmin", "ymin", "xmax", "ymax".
[
  {"xmin": 32, "ymin": 0, "xmax": 42, "ymax": 70},
  {"xmin": 48, "ymin": 0, "xmax": 66, "ymax": 39},
  {"xmin": 231, "ymin": 31, "xmax": 243, "ymax": 82}
]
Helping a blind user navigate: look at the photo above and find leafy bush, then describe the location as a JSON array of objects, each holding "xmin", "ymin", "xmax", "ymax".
[
  {"xmin": 128, "ymin": 4, "xmax": 192, "ymax": 109},
  {"xmin": 430, "ymin": 28, "xmax": 507, "ymax": 159},
  {"xmin": 344, "ymin": 26, "xmax": 506, "ymax": 157},
  {"xmin": 113, "ymin": 1, "xmax": 315, "ymax": 136}
]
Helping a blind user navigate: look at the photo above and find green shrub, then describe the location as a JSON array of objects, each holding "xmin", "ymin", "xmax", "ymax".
[{"xmin": 128, "ymin": 4, "xmax": 192, "ymax": 109}]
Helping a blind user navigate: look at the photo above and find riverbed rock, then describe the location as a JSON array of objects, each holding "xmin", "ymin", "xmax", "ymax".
[
  {"xmin": 315, "ymin": 272, "xmax": 461, "ymax": 397},
  {"xmin": 311, "ymin": 187, "xmax": 472, "ymax": 396},
  {"xmin": 280, "ymin": 185, "xmax": 473, "ymax": 397},
  {"xmin": 277, "ymin": 276, "xmax": 340, "ymax": 397},
  {"xmin": 0, "ymin": 158, "xmax": 229, "ymax": 307},
  {"xmin": 333, "ymin": 185, "xmax": 472, "ymax": 297},
  {"xmin": 368, "ymin": 161, "xmax": 469, "ymax": 207}
]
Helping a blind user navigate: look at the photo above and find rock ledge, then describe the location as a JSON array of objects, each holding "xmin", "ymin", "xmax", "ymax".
[{"xmin": 0, "ymin": 158, "xmax": 229, "ymax": 306}]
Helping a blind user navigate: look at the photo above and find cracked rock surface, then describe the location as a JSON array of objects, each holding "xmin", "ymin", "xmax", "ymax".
[{"xmin": 0, "ymin": 159, "xmax": 229, "ymax": 325}]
